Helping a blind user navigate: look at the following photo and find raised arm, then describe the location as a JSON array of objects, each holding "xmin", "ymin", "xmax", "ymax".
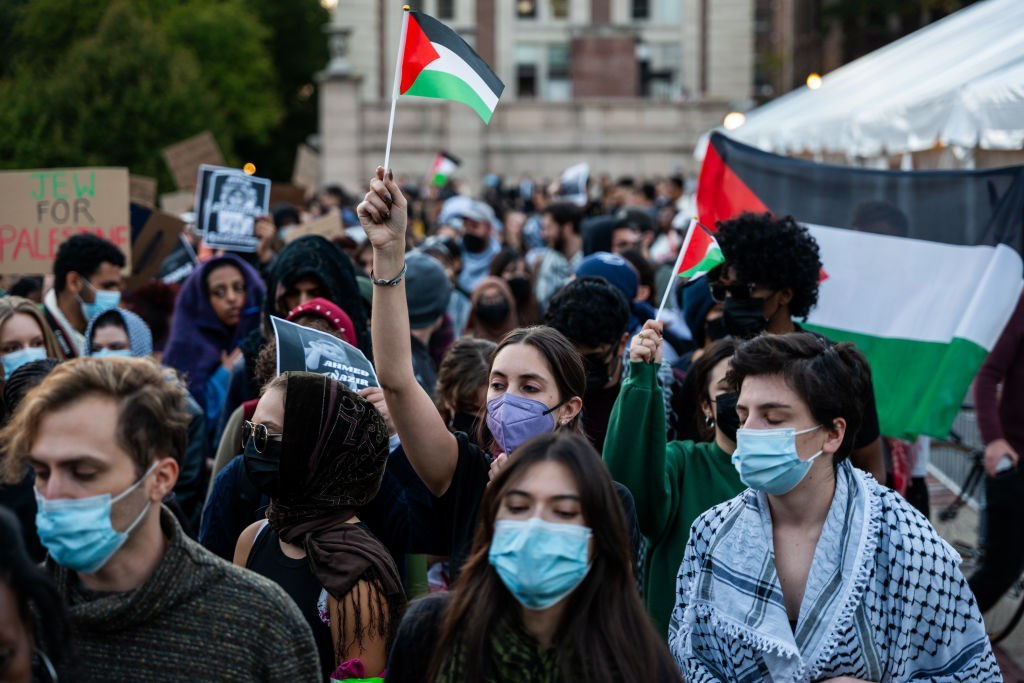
[
  {"xmin": 358, "ymin": 167, "xmax": 459, "ymax": 497},
  {"xmin": 603, "ymin": 319, "xmax": 674, "ymax": 539}
]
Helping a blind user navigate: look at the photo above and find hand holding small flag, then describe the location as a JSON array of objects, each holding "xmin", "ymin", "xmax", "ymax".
[{"xmin": 357, "ymin": 166, "xmax": 407, "ymax": 252}]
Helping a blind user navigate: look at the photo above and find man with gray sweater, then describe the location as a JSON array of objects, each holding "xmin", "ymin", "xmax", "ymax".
[{"xmin": 0, "ymin": 356, "xmax": 320, "ymax": 681}]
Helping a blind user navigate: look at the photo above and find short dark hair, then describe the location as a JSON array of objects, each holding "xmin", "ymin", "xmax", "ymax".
[
  {"xmin": 726, "ymin": 333, "xmax": 871, "ymax": 463},
  {"xmin": 711, "ymin": 212, "xmax": 821, "ymax": 318},
  {"xmin": 53, "ymin": 234, "xmax": 125, "ymax": 293},
  {"xmin": 544, "ymin": 277, "xmax": 630, "ymax": 351},
  {"xmin": 543, "ymin": 201, "xmax": 583, "ymax": 235}
]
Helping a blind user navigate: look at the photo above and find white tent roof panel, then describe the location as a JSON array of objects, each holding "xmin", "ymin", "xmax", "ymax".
[{"xmin": 702, "ymin": 0, "xmax": 1024, "ymax": 158}]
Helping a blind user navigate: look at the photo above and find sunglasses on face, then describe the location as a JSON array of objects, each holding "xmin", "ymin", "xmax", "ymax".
[
  {"xmin": 241, "ymin": 421, "xmax": 283, "ymax": 453},
  {"xmin": 709, "ymin": 281, "xmax": 760, "ymax": 302}
]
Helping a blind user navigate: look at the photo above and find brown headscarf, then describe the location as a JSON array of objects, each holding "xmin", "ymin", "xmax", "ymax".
[
  {"xmin": 464, "ymin": 276, "xmax": 518, "ymax": 343},
  {"xmin": 266, "ymin": 372, "xmax": 405, "ymax": 653}
]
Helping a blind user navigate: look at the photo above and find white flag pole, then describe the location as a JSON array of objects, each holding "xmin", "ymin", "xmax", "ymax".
[
  {"xmin": 655, "ymin": 217, "xmax": 697, "ymax": 322},
  {"xmin": 383, "ymin": 6, "xmax": 412, "ymax": 173}
]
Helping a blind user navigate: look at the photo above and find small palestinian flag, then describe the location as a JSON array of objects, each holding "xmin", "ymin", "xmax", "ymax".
[
  {"xmin": 676, "ymin": 220, "xmax": 724, "ymax": 279},
  {"xmin": 429, "ymin": 151, "xmax": 460, "ymax": 187},
  {"xmin": 697, "ymin": 132, "xmax": 1024, "ymax": 440},
  {"xmin": 401, "ymin": 11, "xmax": 505, "ymax": 123}
]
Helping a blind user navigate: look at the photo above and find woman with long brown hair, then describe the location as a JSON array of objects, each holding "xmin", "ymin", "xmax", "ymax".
[
  {"xmin": 0, "ymin": 296, "xmax": 62, "ymax": 399},
  {"xmin": 356, "ymin": 167, "xmax": 643, "ymax": 583},
  {"xmin": 385, "ymin": 431, "xmax": 680, "ymax": 682}
]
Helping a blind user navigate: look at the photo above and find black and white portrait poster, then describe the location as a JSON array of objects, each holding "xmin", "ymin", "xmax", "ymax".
[
  {"xmin": 194, "ymin": 164, "xmax": 270, "ymax": 252},
  {"xmin": 271, "ymin": 316, "xmax": 379, "ymax": 391}
]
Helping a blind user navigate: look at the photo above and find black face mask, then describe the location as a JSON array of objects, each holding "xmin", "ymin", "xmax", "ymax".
[
  {"xmin": 584, "ymin": 347, "xmax": 619, "ymax": 394},
  {"xmin": 242, "ymin": 439, "xmax": 282, "ymax": 498},
  {"xmin": 462, "ymin": 233, "xmax": 487, "ymax": 254},
  {"xmin": 506, "ymin": 276, "xmax": 531, "ymax": 303},
  {"xmin": 713, "ymin": 392, "xmax": 740, "ymax": 442},
  {"xmin": 475, "ymin": 299, "xmax": 511, "ymax": 326},
  {"xmin": 723, "ymin": 297, "xmax": 769, "ymax": 338},
  {"xmin": 449, "ymin": 411, "xmax": 480, "ymax": 435},
  {"xmin": 705, "ymin": 316, "xmax": 728, "ymax": 342}
]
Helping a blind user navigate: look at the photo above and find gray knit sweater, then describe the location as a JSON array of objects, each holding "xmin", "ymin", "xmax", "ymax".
[{"xmin": 48, "ymin": 507, "xmax": 321, "ymax": 682}]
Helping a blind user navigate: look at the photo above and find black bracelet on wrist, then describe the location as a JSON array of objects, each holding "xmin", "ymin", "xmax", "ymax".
[{"xmin": 370, "ymin": 263, "xmax": 407, "ymax": 287}]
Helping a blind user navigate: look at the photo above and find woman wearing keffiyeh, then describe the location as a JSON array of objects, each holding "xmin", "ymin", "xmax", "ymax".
[
  {"xmin": 233, "ymin": 371, "xmax": 406, "ymax": 681},
  {"xmin": 668, "ymin": 333, "xmax": 999, "ymax": 682}
]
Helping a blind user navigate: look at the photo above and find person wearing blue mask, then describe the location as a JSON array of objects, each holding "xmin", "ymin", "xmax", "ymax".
[
  {"xmin": 0, "ymin": 356, "xmax": 321, "ymax": 681},
  {"xmin": 84, "ymin": 308, "xmax": 153, "ymax": 358},
  {"xmin": 42, "ymin": 233, "xmax": 125, "ymax": 359},
  {"xmin": 357, "ymin": 167, "xmax": 645, "ymax": 587},
  {"xmin": 385, "ymin": 431, "xmax": 680, "ymax": 683},
  {"xmin": 0, "ymin": 296, "xmax": 62, "ymax": 392},
  {"xmin": 668, "ymin": 333, "xmax": 998, "ymax": 681}
]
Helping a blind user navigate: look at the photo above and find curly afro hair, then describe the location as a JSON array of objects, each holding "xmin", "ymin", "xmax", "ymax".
[{"xmin": 712, "ymin": 212, "xmax": 822, "ymax": 319}]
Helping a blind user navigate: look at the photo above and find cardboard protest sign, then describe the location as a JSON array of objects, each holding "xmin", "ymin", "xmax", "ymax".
[
  {"xmin": 126, "ymin": 203, "xmax": 186, "ymax": 291},
  {"xmin": 195, "ymin": 165, "xmax": 270, "ymax": 253},
  {"xmin": 292, "ymin": 143, "xmax": 320, "ymax": 196},
  {"xmin": 272, "ymin": 316, "xmax": 378, "ymax": 391},
  {"xmin": 160, "ymin": 189, "xmax": 196, "ymax": 216},
  {"xmin": 0, "ymin": 168, "xmax": 131, "ymax": 276},
  {"xmin": 156, "ymin": 235, "xmax": 199, "ymax": 284},
  {"xmin": 129, "ymin": 175, "xmax": 158, "ymax": 208},
  {"xmin": 284, "ymin": 212, "xmax": 345, "ymax": 243},
  {"xmin": 557, "ymin": 162, "xmax": 590, "ymax": 207},
  {"xmin": 162, "ymin": 131, "xmax": 226, "ymax": 190},
  {"xmin": 269, "ymin": 183, "xmax": 307, "ymax": 210}
]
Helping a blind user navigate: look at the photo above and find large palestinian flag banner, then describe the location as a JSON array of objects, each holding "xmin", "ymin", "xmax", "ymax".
[{"xmin": 697, "ymin": 132, "xmax": 1024, "ymax": 439}]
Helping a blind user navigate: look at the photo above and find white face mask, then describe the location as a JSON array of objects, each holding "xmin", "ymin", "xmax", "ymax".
[{"xmin": 731, "ymin": 425, "xmax": 823, "ymax": 495}]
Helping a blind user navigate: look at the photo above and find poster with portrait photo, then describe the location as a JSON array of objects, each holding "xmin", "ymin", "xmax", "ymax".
[
  {"xmin": 194, "ymin": 164, "xmax": 270, "ymax": 252},
  {"xmin": 271, "ymin": 316, "xmax": 379, "ymax": 392}
]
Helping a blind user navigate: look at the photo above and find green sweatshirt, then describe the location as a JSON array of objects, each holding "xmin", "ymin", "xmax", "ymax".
[{"xmin": 603, "ymin": 360, "xmax": 745, "ymax": 638}]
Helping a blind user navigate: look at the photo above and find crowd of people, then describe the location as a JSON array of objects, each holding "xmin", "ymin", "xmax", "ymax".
[{"xmin": 0, "ymin": 162, "xmax": 1012, "ymax": 682}]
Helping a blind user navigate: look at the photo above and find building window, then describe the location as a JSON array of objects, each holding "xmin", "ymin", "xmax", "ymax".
[
  {"xmin": 437, "ymin": 0, "xmax": 454, "ymax": 20},
  {"xmin": 632, "ymin": 0, "xmax": 649, "ymax": 20},
  {"xmin": 517, "ymin": 0, "xmax": 537, "ymax": 19},
  {"xmin": 550, "ymin": 0, "xmax": 569, "ymax": 19},
  {"xmin": 517, "ymin": 64, "xmax": 538, "ymax": 97},
  {"xmin": 516, "ymin": 44, "xmax": 541, "ymax": 98},
  {"xmin": 545, "ymin": 43, "xmax": 570, "ymax": 100}
]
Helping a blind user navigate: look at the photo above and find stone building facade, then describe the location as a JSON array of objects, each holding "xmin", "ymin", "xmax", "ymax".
[{"xmin": 320, "ymin": 0, "xmax": 754, "ymax": 191}]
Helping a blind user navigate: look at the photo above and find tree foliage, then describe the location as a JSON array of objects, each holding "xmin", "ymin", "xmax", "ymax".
[{"xmin": 0, "ymin": 0, "xmax": 330, "ymax": 184}]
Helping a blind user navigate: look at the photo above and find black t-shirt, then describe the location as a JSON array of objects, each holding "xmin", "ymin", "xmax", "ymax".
[
  {"xmin": 436, "ymin": 432, "xmax": 645, "ymax": 590},
  {"xmin": 795, "ymin": 325, "xmax": 881, "ymax": 448},
  {"xmin": 247, "ymin": 522, "xmax": 335, "ymax": 681}
]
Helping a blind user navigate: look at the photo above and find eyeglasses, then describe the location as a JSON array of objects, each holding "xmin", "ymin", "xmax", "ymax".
[
  {"xmin": 241, "ymin": 421, "xmax": 283, "ymax": 453},
  {"xmin": 709, "ymin": 281, "xmax": 760, "ymax": 302}
]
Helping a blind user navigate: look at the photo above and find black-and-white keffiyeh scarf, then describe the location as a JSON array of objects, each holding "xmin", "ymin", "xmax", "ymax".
[{"xmin": 668, "ymin": 460, "xmax": 999, "ymax": 682}]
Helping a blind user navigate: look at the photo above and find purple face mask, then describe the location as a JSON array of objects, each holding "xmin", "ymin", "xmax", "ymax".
[{"xmin": 486, "ymin": 393, "xmax": 560, "ymax": 454}]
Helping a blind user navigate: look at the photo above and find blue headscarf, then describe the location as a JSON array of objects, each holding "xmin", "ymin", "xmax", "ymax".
[{"xmin": 84, "ymin": 308, "xmax": 153, "ymax": 357}]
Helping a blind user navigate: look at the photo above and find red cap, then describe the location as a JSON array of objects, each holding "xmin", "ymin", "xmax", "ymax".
[{"xmin": 286, "ymin": 297, "xmax": 357, "ymax": 346}]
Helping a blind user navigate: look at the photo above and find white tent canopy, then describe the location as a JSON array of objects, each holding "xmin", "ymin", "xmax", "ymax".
[{"xmin": 699, "ymin": 0, "xmax": 1024, "ymax": 160}]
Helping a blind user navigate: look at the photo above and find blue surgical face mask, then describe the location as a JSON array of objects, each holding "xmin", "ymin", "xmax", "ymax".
[
  {"xmin": 2, "ymin": 346, "xmax": 46, "ymax": 378},
  {"xmin": 91, "ymin": 348, "xmax": 132, "ymax": 358},
  {"xmin": 78, "ymin": 278, "xmax": 121, "ymax": 322},
  {"xmin": 489, "ymin": 517, "xmax": 592, "ymax": 610},
  {"xmin": 34, "ymin": 461, "xmax": 158, "ymax": 574},
  {"xmin": 731, "ymin": 425, "xmax": 823, "ymax": 496}
]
